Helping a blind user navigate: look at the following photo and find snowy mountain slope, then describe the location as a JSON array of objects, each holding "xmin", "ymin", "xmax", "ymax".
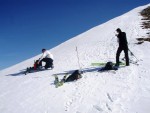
[{"xmin": 0, "ymin": 4, "xmax": 150, "ymax": 113}]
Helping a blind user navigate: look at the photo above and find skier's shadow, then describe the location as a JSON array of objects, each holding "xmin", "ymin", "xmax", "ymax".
[
  {"xmin": 54, "ymin": 67, "xmax": 100, "ymax": 76},
  {"xmin": 82, "ymin": 67, "xmax": 100, "ymax": 73},
  {"xmin": 5, "ymin": 69, "xmax": 26, "ymax": 76},
  {"xmin": 7, "ymin": 67, "xmax": 101, "ymax": 76}
]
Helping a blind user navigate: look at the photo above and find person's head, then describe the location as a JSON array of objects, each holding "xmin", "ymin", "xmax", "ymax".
[
  {"xmin": 116, "ymin": 28, "xmax": 122, "ymax": 33},
  {"xmin": 42, "ymin": 48, "xmax": 46, "ymax": 53}
]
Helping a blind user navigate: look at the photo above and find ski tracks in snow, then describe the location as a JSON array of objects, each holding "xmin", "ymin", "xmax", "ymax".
[
  {"xmin": 64, "ymin": 74, "xmax": 94, "ymax": 112},
  {"xmin": 63, "ymin": 22, "xmax": 142, "ymax": 113},
  {"xmin": 63, "ymin": 63, "xmax": 140, "ymax": 113}
]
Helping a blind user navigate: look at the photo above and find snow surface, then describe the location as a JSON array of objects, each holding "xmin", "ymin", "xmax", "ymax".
[{"xmin": 0, "ymin": 4, "xmax": 150, "ymax": 113}]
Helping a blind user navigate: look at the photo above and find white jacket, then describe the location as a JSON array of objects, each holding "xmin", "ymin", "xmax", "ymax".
[{"xmin": 39, "ymin": 50, "xmax": 53, "ymax": 61}]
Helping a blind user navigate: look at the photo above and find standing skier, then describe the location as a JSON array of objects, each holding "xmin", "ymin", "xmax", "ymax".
[
  {"xmin": 115, "ymin": 28, "xmax": 129, "ymax": 66},
  {"xmin": 38, "ymin": 48, "xmax": 54, "ymax": 69}
]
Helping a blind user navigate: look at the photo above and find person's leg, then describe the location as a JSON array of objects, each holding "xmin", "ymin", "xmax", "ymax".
[
  {"xmin": 124, "ymin": 48, "xmax": 129, "ymax": 66},
  {"xmin": 44, "ymin": 58, "xmax": 53, "ymax": 69},
  {"xmin": 116, "ymin": 47, "xmax": 122, "ymax": 66},
  {"xmin": 49, "ymin": 58, "xmax": 53, "ymax": 68}
]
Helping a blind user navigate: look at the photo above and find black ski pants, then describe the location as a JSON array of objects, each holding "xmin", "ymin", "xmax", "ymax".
[
  {"xmin": 116, "ymin": 46, "xmax": 129, "ymax": 66},
  {"xmin": 39, "ymin": 58, "xmax": 53, "ymax": 69}
]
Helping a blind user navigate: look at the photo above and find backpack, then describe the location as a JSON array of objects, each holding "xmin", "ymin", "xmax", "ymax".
[
  {"xmin": 34, "ymin": 60, "xmax": 40, "ymax": 70},
  {"xmin": 104, "ymin": 62, "xmax": 113, "ymax": 70},
  {"xmin": 65, "ymin": 70, "xmax": 82, "ymax": 82}
]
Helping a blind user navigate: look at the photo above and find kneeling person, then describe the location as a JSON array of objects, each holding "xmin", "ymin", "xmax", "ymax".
[{"xmin": 38, "ymin": 48, "xmax": 54, "ymax": 69}]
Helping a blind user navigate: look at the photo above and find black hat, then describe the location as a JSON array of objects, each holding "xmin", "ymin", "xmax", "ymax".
[
  {"xmin": 42, "ymin": 48, "xmax": 46, "ymax": 52},
  {"xmin": 116, "ymin": 28, "xmax": 121, "ymax": 32}
]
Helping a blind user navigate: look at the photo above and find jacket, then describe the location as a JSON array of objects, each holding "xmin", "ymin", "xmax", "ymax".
[
  {"xmin": 39, "ymin": 50, "xmax": 53, "ymax": 61},
  {"xmin": 117, "ymin": 32, "xmax": 128, "ymax": 48}
]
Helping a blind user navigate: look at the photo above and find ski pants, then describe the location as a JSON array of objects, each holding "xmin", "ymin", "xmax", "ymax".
[
  {"xmin": 116, "ymin": 46, "xmax": 129, "ymax": 66},
  {"xmin": 39, "ymin": 58, "xmax": 53, "ymax": 69}
]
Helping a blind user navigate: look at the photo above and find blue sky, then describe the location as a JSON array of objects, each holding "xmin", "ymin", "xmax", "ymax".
[{"xmin": 0, "ymin": 0, "xmax": 149, "ymax": 70}]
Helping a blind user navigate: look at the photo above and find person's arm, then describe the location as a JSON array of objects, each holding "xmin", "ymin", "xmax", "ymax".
[
  {"xmin": 38, "ymin": 52, "xmax": 46, "ymax": 62},
  {"xmin": 115, "ymin": 33, "xmax": 119, "ymax": 43}
]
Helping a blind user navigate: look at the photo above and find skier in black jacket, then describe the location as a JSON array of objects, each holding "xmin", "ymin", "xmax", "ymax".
[{"xmin": 115, "ymin": 28, "xmax": 129, "ymax": 66}]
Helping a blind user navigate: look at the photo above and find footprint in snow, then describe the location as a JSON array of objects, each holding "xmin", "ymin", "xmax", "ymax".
[
  {"xmin": 106, "ymin": 103, "xmax": 112, "ymax": 111},
  {"xmin": 93, "ymin": 105, "xmax": 103, "ymax": 112},
  {"xmin": 107, "ymin": 93, "xmax": 113, "ymax": 102},
  {"xmin": 76, "ymin": 111, "xmax": 81, "ymax": 113}
]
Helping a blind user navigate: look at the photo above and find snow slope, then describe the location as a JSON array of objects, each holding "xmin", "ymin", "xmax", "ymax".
[{"xmin": 0, "ymin": 4, "xmax": 150, "ymax": 113}]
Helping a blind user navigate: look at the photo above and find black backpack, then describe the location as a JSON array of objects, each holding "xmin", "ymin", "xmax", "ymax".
[
  {"xmin": 104, "ymin": 62, "xmax": 113, "ymax": 70},
  {"xmin": 65, "ymin": 70, "xmax": 82, "ymax": 82}
]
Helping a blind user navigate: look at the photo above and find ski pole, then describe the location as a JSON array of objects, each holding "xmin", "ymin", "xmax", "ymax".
[
  {"xmin": 128, "ymin": 49, "xmax": 139, "ymax": 61},
  {"xmin": 75, "ymin": 46, "xmax": 82, "ymax": 71}
]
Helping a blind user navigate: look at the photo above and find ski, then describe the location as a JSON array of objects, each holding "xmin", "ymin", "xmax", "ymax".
[
  {"xmin": 24, "ymin": 67, "xmax": 50, "ymax": 75},
  {"xmin": 91, "ymin": 62, "xmax": 125, "ymax": 66}
]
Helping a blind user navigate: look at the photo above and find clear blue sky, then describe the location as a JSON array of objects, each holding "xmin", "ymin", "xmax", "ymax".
[{"xmin": 0, "ymin": 0, "xmax": 149, "ymax": 70}]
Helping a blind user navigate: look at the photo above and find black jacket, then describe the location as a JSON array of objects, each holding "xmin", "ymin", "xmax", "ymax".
[{"xmin": 117, "ymin": 32, "xmax": 128, "ymax": 48}]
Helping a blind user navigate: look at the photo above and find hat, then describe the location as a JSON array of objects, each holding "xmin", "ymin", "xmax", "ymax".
[
  {"xmin": 116, "ymin": 28, "xmax": 121, "ymax": 32},
  {"xmin": 42, "ymin": 48, "xmax": 46, "ymax": 52}
]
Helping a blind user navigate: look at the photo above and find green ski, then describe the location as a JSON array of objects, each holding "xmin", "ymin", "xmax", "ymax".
[{"xmin": 91, "ymin": 62, "xmax": 125, "ymax": 66}]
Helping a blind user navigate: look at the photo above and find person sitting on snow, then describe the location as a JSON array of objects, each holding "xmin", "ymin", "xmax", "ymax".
[{"xmin": 38, "ymin": 48, "xmax": 54, "ymax": 69}]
